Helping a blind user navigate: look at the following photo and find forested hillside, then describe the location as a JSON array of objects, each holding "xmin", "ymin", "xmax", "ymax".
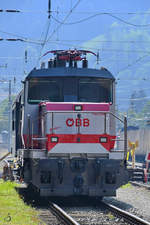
[{"xmin": 83, "ymin": 10, "xmax": 150, "ymax": 113}]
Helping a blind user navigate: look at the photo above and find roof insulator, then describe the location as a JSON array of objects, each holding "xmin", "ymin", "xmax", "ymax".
[
  {"xmin": 48, "ymin": 0, "xmax": 51, "ymax": 19},
  {"xmin": 82, "ymin": 59, "xmax": 88, "ymax": 68},
  {"xmin": 6, "ymin": 38, "xmax": 18, "ymax": 41},
  {"xmin": 41, "ymin": 62, "xmax": 45, "ymax": 69},
  {"xmin": 5, "ymin": 9, "xmax": 20, "ymax": 13},
  {"xmin": 100, "ymin": 67, "xmax": 108, "ymax": 71},
  {"xmin": 48, "ymin": 59, "xmax": 53, "ymax": 68},
  {"xmin": 25, "ymin": 50, "xmax": 27, "ymax": 63}
]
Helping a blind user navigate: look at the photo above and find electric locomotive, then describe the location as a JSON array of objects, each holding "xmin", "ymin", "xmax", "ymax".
[{"xmin": 12, "ymin": 50, "xmax": 128, "ymax": 197}]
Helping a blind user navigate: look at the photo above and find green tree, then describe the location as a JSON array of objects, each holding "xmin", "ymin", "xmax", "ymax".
[{"xmin": 0, "ymin": 96, "xmax": 15, "ymax": 133}]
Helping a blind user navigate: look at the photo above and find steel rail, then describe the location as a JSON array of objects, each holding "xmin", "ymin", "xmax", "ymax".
[
  {"xmin": 0, "ymin": 152, "xmax": 11, "ymax": 162},
  {"xmin": 130, "ymin": 181, "xmax": 150, "ymax": 190},
  {"xmin": 102, "ymin": 201, "xmax": 150, "ymax": 225},
  {"xmin": 50, "ymin": 202, "xmax": 80, "ymax": 225}
]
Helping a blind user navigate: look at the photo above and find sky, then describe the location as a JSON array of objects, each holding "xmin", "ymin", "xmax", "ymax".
[
  {"xmin": 0, "ymin": 1, "xmax": 149, "ymax": 70},
  {"xmin": 0, "ymin": 0, "xmax": 150, "ymax": 104}
]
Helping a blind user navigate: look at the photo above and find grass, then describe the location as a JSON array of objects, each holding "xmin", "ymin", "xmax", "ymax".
[
  {"xmin": 120, "ymin": 182, "xmax": 131, "ymax": 189},
  {"xmin": 0, "ymin": 180, "xmax": 44, "ymax": 225},
  {"xmin": 107, "ymin": 212, "xmax": 115, "ymax": 220}
]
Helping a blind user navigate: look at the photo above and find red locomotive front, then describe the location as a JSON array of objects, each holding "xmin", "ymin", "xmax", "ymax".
[{"xmin": 39, "ymin": 102, "xmax": 116, "ymax": 154}]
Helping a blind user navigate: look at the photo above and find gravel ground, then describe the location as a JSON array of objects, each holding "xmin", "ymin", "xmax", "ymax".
[
  {"xmin": 37, "ymin": 184, "xmax": 150, "ymax": 225},
  {"xmin": 64, "ymin": 206, "xmax": 129, "ymax": 225},
  {"xmin": 16, "ymin": 180, "xmax": 150, "ymax": 224},
  {"xmin": 104, "ymin": 184, "xmax": 150, "ymax": 223},
  {"xmin": 36, "ymin": 196, "xmax": 131, "ymax": 225},
  {"xmin": 38, "ymin": 208, "xmax": 61, "ymax": 225}
]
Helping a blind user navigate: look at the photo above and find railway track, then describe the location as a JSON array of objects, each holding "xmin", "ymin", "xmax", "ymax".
[
  {"xmin": 102, "ymin": 201, "xmax": 150, "ymax": 225},
  {"xmin": 17, "ymin": 186, "xmax": 150, "ymax": 225},
  {"xmin": 49, "ymin": 202, "xmax": 80, "ymax": 225},
  {"xmin": 130, "ymin": 181, "xmax": 150, "ymax": 190},
  {"xmin": 47, "ymin": 199, "xmax": 150, "ymax": 225}
]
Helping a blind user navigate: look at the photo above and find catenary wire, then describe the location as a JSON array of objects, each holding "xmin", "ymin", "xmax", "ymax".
[
  {"xmin": 46, "ymin": 0, "xmax": 82, "ymax": 43},
  {"xmin": 36, "ymin": 0, "xmax": 83, "ymax": 63},
  {"xmin": 51, "ymin": 12, "xmax": 150, "ymax": 27},
  {"xmin": 116, "ymin": 54, "xmax": 150, "ymax": 75},
  {"xmin": 45, "ymin": 39, "xmax": 150, "ymax": 44},
  {"xmin": 2, "ymin": 32, "xmax": 150, "ymax": 46},
  {"xmin": 1, "ymin": 28, "xmax": 150, "ymax": 46},
  {"xmin": 2, "ymin": 9, "xmax": 150, "ymax": 15},
  {"xmin": 37, "ymin": 0, "xmax": 52, "ymax": 58}
]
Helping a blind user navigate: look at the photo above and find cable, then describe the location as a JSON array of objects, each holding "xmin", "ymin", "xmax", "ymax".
[
  {"xmin": 52, "ymin": 10, "xmax": 150, "ymax": 15},
  {"xmin": 36, "ymin": 26, "xmax": 51, "ymax": 64},
  {"xmin": 109, "ymin": 13, "xmax": 150, "ymax": 27},
  {"xmin": 35, "ymin": 0, "xmax": 83, "ymax": 65},
  {"xmin": 0, "ymin": 56, "xmax": 37, "ymax": 59},
  {"xmin": 117, "ymin": 96, "xmax": 150, "ymax": 101},
  {"xmin": 36, "ymin": 1, "xmax": 52, "ymax": 65},
  {"xmin": 116, "ymin": 78, "xmax": 150, "ymax": 81},
  {"xmin": 117, "ymin": 54, "xmax": 150, "ymax": 75},
  {"xmin": 1, "ymin": 9, "xmax": 150, "ymax": 15},
  {"xmin": 0, "ymin": 29, "xmax": 43, "ymax": 45},
  {"xmin": 43, "ymin": 36, "xmax": 150, "ymax": 53},
  {"xmin": 44, "ymin": 40, "xmax": 150, "ymax": 53},
  {"xmin": 101, "ymin": 49, "xmax": 150, "ymax": 53},
  {"xmin": 1, "ymin": 35, "xmax": 150, "ymax": 54},
  {"xmin": 45, "ymin": 39, "xmax": 150, "ymax": 44},
  {"xmin": 46, "ymin": 0, "xmax": 82, "ymax": 43},
  {"xmin": 0, "ymin": 29, "xmax": 29, "ymax": 40},
  {"xmin": 1, "ymin": 28, "xmax": 150, "ymax": 47},
  {"xmin": 51, "ymin": 12, "xmax": 150, "ymax": 27}
]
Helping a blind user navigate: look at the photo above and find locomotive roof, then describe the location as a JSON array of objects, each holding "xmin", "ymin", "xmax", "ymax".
[{"xmin": 26, "ymin": 67, "xmax": 115, "ymax": 80}]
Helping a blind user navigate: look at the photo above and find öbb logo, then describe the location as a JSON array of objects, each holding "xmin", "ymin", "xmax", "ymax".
[{"xmin": 66, "ymin": 118, "xmax": 90, "ymax": 127}]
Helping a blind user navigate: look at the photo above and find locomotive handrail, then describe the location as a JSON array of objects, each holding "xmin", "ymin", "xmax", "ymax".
[
  {"xmin": 109, "ymin": 112, "xmax": 124, "ymax": 123},
  {"xmin": 44, "ymin": 110, "xmax": 125, "ymax": 123},
  {"xmin": 111, "ymin": 139, "xmax": 124, "ymax": 141},
  {"xmin": 29, "ymin": 110, "xmax": 127, "ymax": 161}
]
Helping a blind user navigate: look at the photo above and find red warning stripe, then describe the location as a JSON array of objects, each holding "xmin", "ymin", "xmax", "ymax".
[
  {"xmin": 40, "ymin": 102, "xmax": 110, "ymax": 112},
  {"xmin": 46, "ymin": 134, "xmax": 116, "ymax": 152}
]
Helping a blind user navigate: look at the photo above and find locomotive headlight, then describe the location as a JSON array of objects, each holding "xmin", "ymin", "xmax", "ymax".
[
  {"xmin": 100, "ymin": 137, "xmax": 107, "ymax": 143},
  {"xmin": 51, "ymin": 137, "xmax": 58, "ymax": 143},
  {"xmin": 74, "ymin": 105, "xmax": 82, "ymax": 111}
]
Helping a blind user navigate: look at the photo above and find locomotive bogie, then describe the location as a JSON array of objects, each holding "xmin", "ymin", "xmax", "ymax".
[{"xmin": 21, "ymin": 153, "xmax": 127, "ymax": 197}]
